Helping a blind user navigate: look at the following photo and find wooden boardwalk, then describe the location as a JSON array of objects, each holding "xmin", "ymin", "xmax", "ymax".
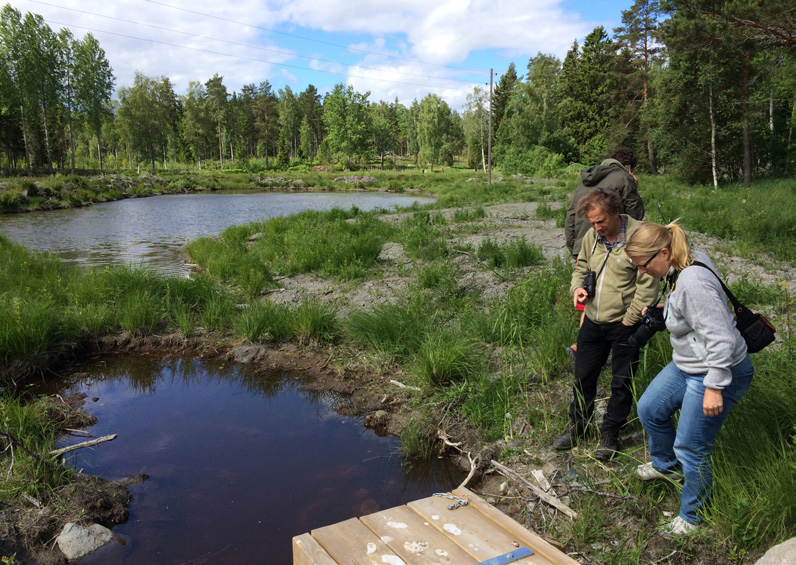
[{"xmin": 293, "ymin": 487, "xmax": 580, "ymax": 565}]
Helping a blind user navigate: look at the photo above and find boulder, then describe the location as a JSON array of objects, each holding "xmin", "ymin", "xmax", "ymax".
[
  {"xmin": 755, "ymin": 538, "xmax": 796, "ymax": 565},
  {"xmin": 57, "ymin": 522, "xmax": 113, "ymax": 561}
]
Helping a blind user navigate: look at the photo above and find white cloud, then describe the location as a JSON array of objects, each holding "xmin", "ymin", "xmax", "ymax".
[{"xmin": 11, "ymin": 0, "xmax": 596, "ymax": 106}]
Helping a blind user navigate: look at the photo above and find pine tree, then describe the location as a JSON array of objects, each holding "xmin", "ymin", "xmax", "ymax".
[
  {"xmin": 492, "ymin": 62, "xmax": 518, "ymax": 147},
  {"xmin": 614, "ymin": 0, "xmax": 665, "ymax": 173}
]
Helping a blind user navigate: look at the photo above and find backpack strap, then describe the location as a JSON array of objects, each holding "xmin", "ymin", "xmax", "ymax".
[{"xmin": 690, "ymin": 261, "xmax": 744, "ymax": 312}]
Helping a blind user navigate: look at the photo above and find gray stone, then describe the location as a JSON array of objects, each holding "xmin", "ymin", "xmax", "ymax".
[
  {"xmin": 226, "ymin": 345, "xmax": 269, "ymax": 364},
  {"xmin": 57, "ymin": 522, "xmax": 113, "ymax": 561},
  {"xmin": 378, "ymin": 242, "xmax": 407, "ymax": 263},
  {"xmin": 755, "ymin": 538, "xmax": 796, "ymax": 565}
]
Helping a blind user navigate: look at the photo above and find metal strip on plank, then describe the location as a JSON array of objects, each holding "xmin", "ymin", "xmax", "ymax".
[{"xmin": 477, "ymin": 546, "xmax": 534, "ymax": 565}]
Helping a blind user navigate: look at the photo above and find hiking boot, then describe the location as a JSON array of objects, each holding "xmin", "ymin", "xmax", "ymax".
[
  {"xmin": 552, "ymin": 431, "xmax": 579, "ymax": 451},
  {"xmin": 594, "ymin": 434, "xmax": 620, "ymax": 461},
  {"xmin": 660, "ymin": 516, "xmax": 698, "ymax": 537},
  {"xmin": 636, "ymin": 462, "xmax": 683, "ymax": 482}
]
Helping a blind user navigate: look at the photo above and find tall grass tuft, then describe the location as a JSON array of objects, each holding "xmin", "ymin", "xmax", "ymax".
[
  {"xmin": 706, "ymin": 343, "xmax": 795, "ymax": 549},
  {"xmin": 415, "ymin": 328, "xmax": 482, "ymax": 387},
  {"xmin": 476, "ymin": 237, "xmax": 545, "ymax": 270},
  {"xmin": 346, "ymin": 303, "xmax": 434, "ymax": 358},
  {"xmin": 293, "ymin": 300, "xmax": 339, "ymax": 344},
  {"xmin": 0, "ymin": 396, "xmax": 73, "ymax": 501},
  {"xmin": 398, "ymin": 417, "xmax": 437, "ymax": 460},
  {"xmin": 117, "ymin": 290, "xmax": 164, "ymax": 335},
  {"xmin": 484, "ymin": 257, "xmax": 571, "ymax": 347}
]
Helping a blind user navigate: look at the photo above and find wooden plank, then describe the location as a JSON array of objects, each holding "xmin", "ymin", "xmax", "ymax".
[
  {"xmin": 361, "ymin": 504, "xmax": 478, "ymax": 565},
  {"xmin": 293, "ymin": 533, "xmax": 337, "ymax": 565},
  {"xmin": 453, "ymin": 488, "xmax": 581, "ymax": 565},
  {"xmin": 407, "ymin": 494, "xmax": 540, "ymax": 565},
  {"xmin": 312, "ymin": 517, "xmax": 404, "ymax": 565}
]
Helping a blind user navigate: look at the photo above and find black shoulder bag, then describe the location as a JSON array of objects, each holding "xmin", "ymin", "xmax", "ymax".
[{"xmin": 691, "ymin": 261, "xmax": 776, "ymax": 353}]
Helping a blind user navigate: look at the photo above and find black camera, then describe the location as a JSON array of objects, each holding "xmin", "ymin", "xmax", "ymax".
[
  {"xmin": 628, "ymin": 306, "xmax": 667, "ymax": 348},
  {"xmin": 583, "ymin": 270, "xmax": 596, "ymax": 298}
]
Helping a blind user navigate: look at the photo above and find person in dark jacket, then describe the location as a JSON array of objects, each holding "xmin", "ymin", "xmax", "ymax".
[{"xmin": 565, "ymin": 147, "xmax": 644, "ymax": 258}]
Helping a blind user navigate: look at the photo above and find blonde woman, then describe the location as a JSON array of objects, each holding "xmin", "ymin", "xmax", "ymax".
[{"xmin": 625, "ymin": 221, "xmax": 754, "ymax": 536}]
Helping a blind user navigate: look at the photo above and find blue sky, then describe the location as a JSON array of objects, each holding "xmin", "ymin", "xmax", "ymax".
[{"xmin": 12, "ymin": 0, "xmax": 635, "ymax": 109}]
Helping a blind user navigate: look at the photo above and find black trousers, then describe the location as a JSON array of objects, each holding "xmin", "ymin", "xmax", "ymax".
[{"xmin": 568, "ymin": 315, "xmax": 640, "ymax": 436}]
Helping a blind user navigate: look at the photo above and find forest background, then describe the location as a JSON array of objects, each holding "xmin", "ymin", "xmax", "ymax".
[{"xmin": 0, "ymin": 0, "xmax": 792, "ymax": 186}]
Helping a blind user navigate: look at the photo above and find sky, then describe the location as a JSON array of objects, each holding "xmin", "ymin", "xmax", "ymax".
[{"xmin": 9, "ymin": 0, "xmax": 634, "ymax": 110}]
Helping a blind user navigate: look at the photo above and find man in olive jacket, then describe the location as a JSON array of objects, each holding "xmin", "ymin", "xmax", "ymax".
[
  {"xmin": 565, "ymin": 146, "xmax": 644, "ymax": 258},
  {"xmin": 554, "ymin": 189, "xmax": 659, "ymax": 460}
]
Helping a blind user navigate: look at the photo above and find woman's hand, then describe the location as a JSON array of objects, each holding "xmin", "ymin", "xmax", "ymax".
[
  {"xmin": 640, "ymin": 303, "xmax": 665, "ymax": 317},
  {"xmin": 573, "ymin": 288, "xmax": 589, "ymax": 307},
  {"xmin": 703, "ymin": 387, "xmax": 724, "ymax": 417}
]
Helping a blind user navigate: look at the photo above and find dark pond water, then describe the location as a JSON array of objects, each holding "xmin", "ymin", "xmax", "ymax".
[
  {"xmin": 0, "ymin": 192, "xmax": 434, "ymax": 275},
  {"xmin": 40, "ymin": 356, "xmax": 461, "ymax": 565}
]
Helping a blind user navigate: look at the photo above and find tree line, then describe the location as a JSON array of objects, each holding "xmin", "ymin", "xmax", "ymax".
[{"xmin": 0, "ymin": 1, "xmax": 792, "ymax": 184}]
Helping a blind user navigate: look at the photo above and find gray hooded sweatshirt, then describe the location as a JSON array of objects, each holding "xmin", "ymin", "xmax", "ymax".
[{"xmin": 665, "ymin": 250, "xmax": 748, "ymax": 389}]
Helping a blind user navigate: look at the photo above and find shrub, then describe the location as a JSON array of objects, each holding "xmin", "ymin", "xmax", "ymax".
[{"xmin": 499, "ymin": 146, "xmax": 566, "ymax": 178}]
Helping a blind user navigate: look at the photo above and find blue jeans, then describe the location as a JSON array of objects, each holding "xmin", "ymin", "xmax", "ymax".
[{"xmin": 637, "ymin": 356, "xmax": 754, "ymax": 524}]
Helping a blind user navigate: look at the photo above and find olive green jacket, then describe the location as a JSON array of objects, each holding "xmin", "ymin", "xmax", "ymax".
[{"xmin": 569, "ymin": 215, "xmax": 659, "ymax": 326}]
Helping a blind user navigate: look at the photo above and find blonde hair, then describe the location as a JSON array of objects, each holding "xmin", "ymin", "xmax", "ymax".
[{"xmin": 626, "ymin": 220, "xmax": 694, "ymax": 271}]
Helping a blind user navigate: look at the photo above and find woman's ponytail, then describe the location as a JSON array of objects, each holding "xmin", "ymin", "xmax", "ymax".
[
  {"xmin": 626, "ymin": 220, "xmax": 693, "ymax": 270},
  {"xmin": 666, "ymin": 221, "xmax": 694, "ymax": 270}
]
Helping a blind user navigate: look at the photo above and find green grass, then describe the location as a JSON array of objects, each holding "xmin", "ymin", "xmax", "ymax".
[
  {"xmin": 641, "ymin": 176, "xmax": 796, "ymax": 265},
  {"xmin": 415, "ymin": 328, "xmax": 483, "ymax": 387},
  {"xmin": 0, "ymin": 395, "xmax": 74, "ymax": 502},
  {"xmin": 0, "ymin": 234, "xmax": 230, "ymax": 374},
  {"xmin": 476, "ymin": 237, "xmax": 545, "ymax": 270},
  {"xmin": 188, "ymin": 208, "xmax": 393, "ymax": 290}
]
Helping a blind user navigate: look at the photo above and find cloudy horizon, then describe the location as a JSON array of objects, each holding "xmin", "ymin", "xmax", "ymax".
[{"xmin": 9, "ymin": 0, "xmax": 630, "ymax": 109}]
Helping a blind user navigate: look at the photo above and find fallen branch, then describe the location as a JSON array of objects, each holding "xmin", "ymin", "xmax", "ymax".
[
  {"xmin": 457, "ymin": 452, "xmax": 479, "ymax": 490},
  {"xmin": 531, "ymin": 469, "xmax": 558, "ymax": 497},
  {"xmin": 490, "ymin": 460, "xmax": 578, "ymax": 520},
  {"xmin": 50, "ymin": 434, "xmax": 117, "ymax": 457},
  {"xmin": 390, "ymin": 379, "xmax": 421, "ymax": 391}
]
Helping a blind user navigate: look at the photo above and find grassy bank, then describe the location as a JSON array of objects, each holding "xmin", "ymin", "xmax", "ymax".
[
  {"xmin": 1, "ymin": 172, "xmax": 794, "ymax": 563},
  {"xmin": 181, "ymin": 196, "xmax": 794, "ymax": 561}
]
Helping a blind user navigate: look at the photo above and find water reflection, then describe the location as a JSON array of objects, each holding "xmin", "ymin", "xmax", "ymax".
[{"xmin": 40, "ymin": 356, "xmax": 462, "ymax": 565}]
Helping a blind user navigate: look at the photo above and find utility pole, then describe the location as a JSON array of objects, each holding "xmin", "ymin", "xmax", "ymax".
[{"xmin": 488, "ymin": 68, "xmax": 493, "ymax": 185}]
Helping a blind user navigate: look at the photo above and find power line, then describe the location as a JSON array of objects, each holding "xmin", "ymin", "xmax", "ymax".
[
  {"xmin": 42, "ymin": 17, "xmax": 478, "ymax": 92},
  {"xmin": 144, "ymin": 0, "xmax": 490, "ymax": 74},
  {"xmin": 26, "ymin": 0, "xmax": 481, "ymax": 84}
]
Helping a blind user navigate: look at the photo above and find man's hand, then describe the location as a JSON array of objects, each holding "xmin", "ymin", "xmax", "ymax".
[
  {"xmin": 573, "ymin": 287, "xmax": 588, "ymax": 307},
  {"xmin": 703, "ymin": 388, "xmax": 724, "ymax": 417}
]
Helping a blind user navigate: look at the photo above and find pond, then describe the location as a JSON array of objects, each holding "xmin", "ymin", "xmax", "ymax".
[
  {"xmin": 0, "ymin": 191, "xmax": 434, "ymax": 275},
  {"xmin": 40, "ymin": 356, "xmax": 461, "ymax": 564}
]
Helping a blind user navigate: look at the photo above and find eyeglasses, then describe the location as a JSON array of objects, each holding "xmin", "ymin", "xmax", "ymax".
[{"xmin": 639, "ymin": 249, "xmax": 661, "ymax": 269}]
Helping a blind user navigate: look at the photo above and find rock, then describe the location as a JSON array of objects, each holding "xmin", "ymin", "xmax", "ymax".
[
  {"xmin": 378, "ymin": 243, "xmax": 407, "ymax": 263},
  {"xmin": 363, "ymin": 410, "xmax": 389, "ymax": 431},
  {"xmin": 755, "ymin": 538, "xmax": 796, "ymax": 565},
  {"xmin": 333, "ymin": 175, "xmax": 377, "ymax": 184},
  {"xmin": 56, "ymin": 522, "xmax": 113, "ymax": 561},
  {"xmin": 226, "ymin": 345, "xmax": 269, "ymax": 364}
]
